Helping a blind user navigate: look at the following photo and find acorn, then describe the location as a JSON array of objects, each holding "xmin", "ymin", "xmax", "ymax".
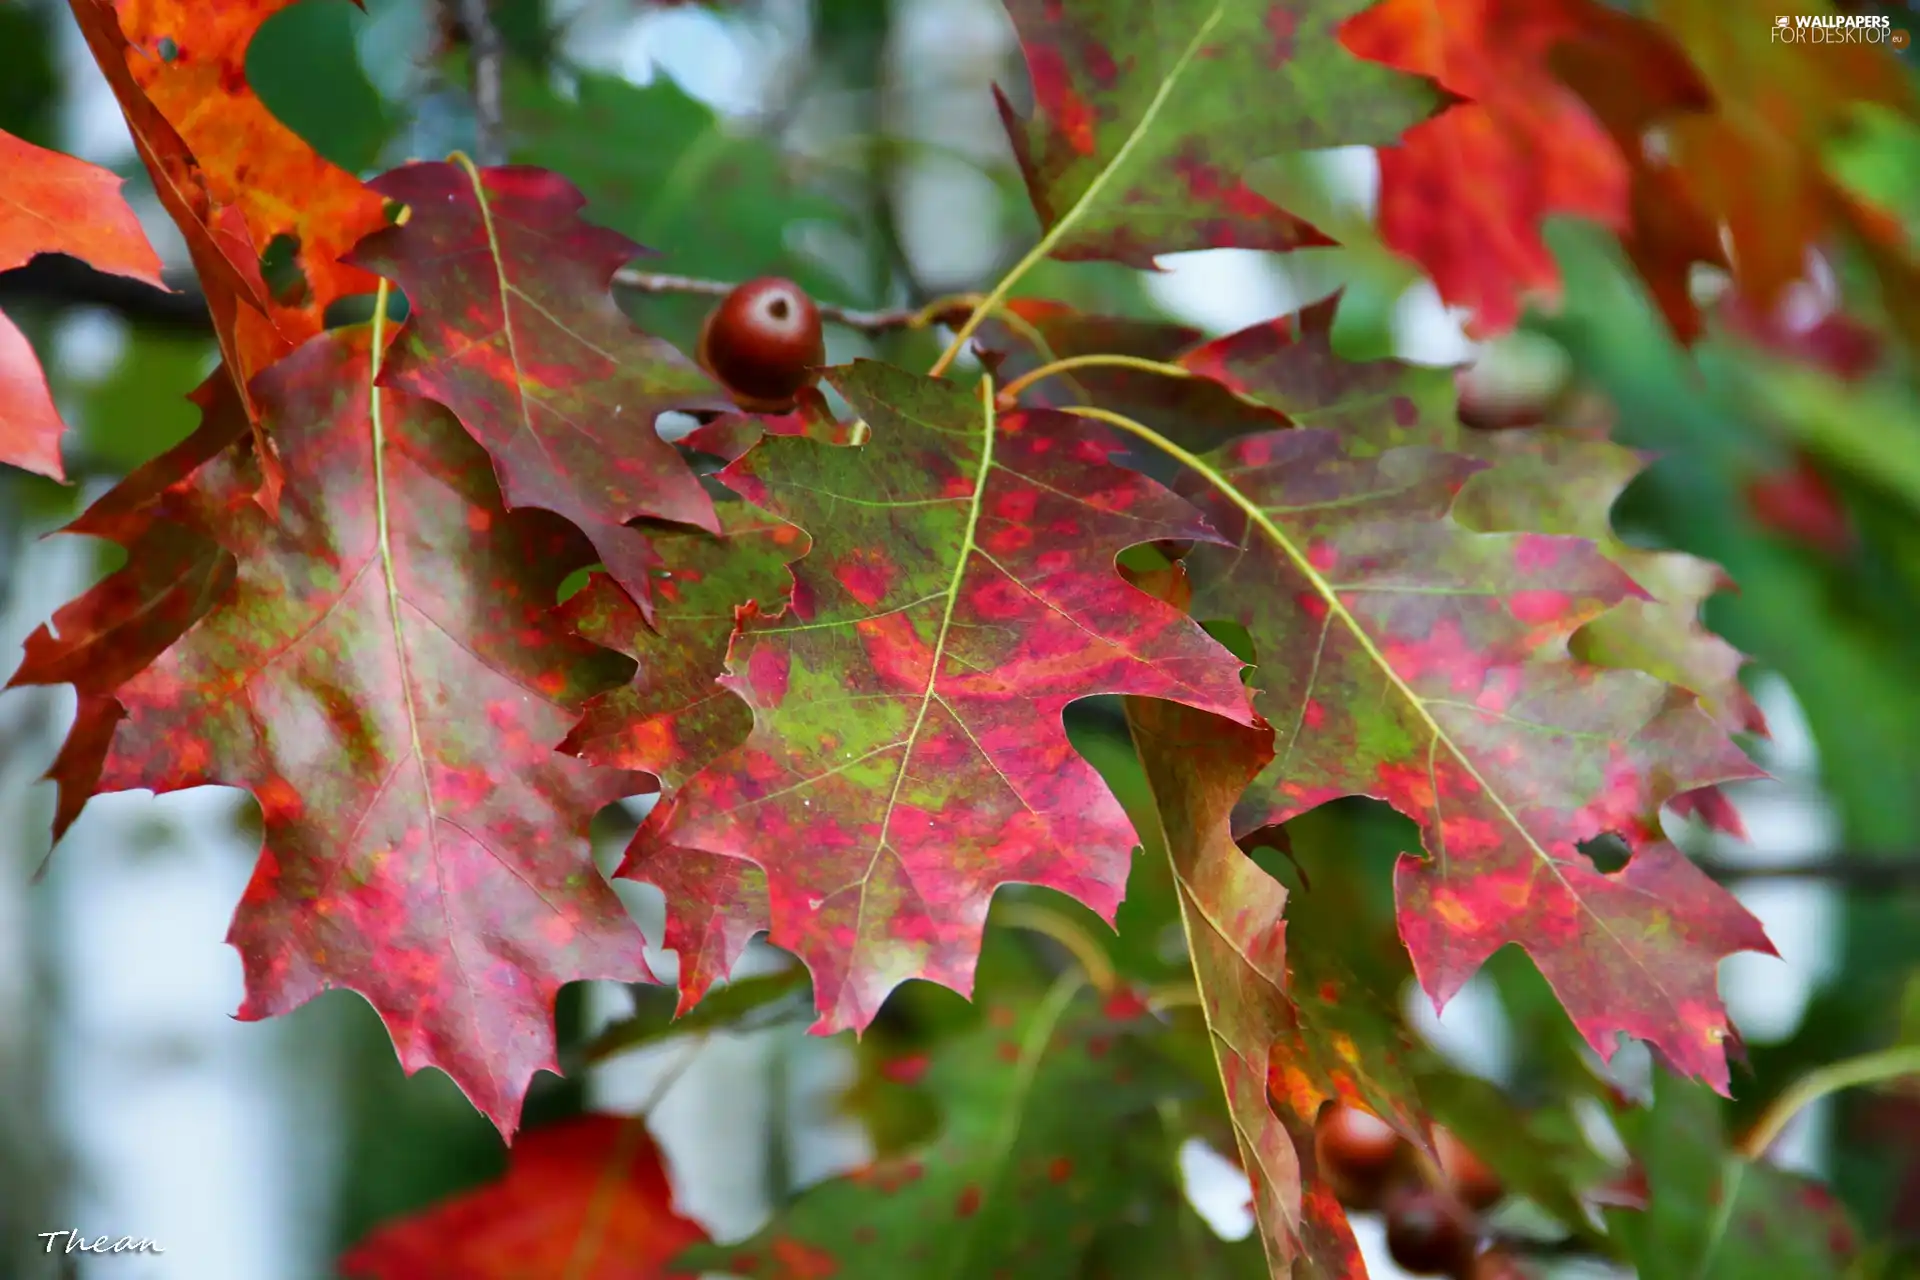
[
  {"xmin": 1381, "ymin": 1182, "xmax": 1479, "ymax": 1277},
  {"xmin": 1314, "ymin": 1102, "xmax": 1406, "ymax": 1211},
  {"xmin": 696, "ymin": 276, "xmax": 825, "ymax": 414}
]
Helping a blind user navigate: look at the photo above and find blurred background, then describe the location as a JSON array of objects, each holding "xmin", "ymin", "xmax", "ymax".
[{"xmin": 2, "ymin": 0, "xmax": 1918, "ymax": 1276}]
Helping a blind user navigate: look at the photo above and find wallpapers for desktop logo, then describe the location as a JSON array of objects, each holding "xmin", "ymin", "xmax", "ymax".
[{"xmin": 1773, "ymin": 12, "xmax": 1910, "ymax": 47}]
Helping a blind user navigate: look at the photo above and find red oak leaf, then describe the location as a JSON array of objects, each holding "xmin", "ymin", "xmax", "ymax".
[
  {"xmin": 996, "ymin": 0, "xmax": 1439, "ymax": 266},
  {"xmin": 1175, "ymin": 428, "xmax": 1773, "ymax": 1090},
  {"xmin": 348, "ymin": 161, "xmax": 732, "ymax": 621},
  {"xmin": 14, "ymin": 326, "xmax": 654, "ymax": 1136},
  {"xmin": 65, "ymin": 0, "xmax": 291, "ymax": 505},
  {"xmin": 340, "ymin": 1115, "xmax": 708, "ymax": 1279},
  {"xmin": 1128, "ymin": 697, "xmax": 1428, "ymax": 1277},
  {"xmin": 107, "ymin": 0, "xmax": 388, "ymax": 341},
  {"xmin": 1177, "ymin": 291, "xmax": 1458, "ymax": 446},
  {"xmin": 1341, "ymin": 0, "xmax": 1641, "ymax": 336},
  {"xmin": 625, "ymin": 360, "xmax": 1255, "ymax": 1031},
  {"xmin": 1174, "ymin": 296, "xmax": 1767, "ymax": 844},
  {"xmin": 982, "ymin": 299, "xmax": 1287, "ymax": 453},
  {"xmin": 0, "ymin": 127, "xmax": 166, "ymax": 480}
]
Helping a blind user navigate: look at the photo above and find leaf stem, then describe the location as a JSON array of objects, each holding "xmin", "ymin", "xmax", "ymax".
[
  {"xmin": 1737, "ymin": 1045, "xmax": 1920, "ymax": 1160},
  {"xmin": 996, "ymin": 902, "xmax": 1118, "ymax": 993},
  {"xmin": 994, "ymin": 353, "xmax": 1194, "ymax": 406},
  {"xmin": 925, "ymin": 5, "xmax": 1225, "ymax": 378}
]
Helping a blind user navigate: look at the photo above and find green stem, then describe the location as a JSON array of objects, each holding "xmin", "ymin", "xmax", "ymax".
[
  {"xmin": 996, "ymin": 901, "xmax": 1118, "ymax": 993},
  {"xmin": 1738, "ymin": 1045, "xmax": 1920, "ymax": 1160},
  {"xmin": 995, "ymin": 353, "xmax": 1194, "ymax": 405},
  {"xmin": 925, "ymin": 5, "xmax": 1226, "ymax": 377}
]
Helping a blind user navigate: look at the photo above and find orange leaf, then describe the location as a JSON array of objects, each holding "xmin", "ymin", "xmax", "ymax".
[
  {"xmin": 0, "ymin": 127, "xmax": 165, "ymax": 480},
  {"xmin": 1343, "ymin": 0, "xmax": 1697, "ymax": 337},
  {"xmin": 65, "ymin": 0, "xmax": 388, "ymax": 510},
  {"xmin": 110, "ymin": 0, "xmax": 387, "ymax": 339},
  {"xmin": 339, "ymin": 1115, "xmax": 709, "ymax": 1279}
]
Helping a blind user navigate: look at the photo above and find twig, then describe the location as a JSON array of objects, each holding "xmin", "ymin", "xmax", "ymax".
[
  {"xmin": 1688, "ymin": 852, "xmax": 1920, "ymax": 889},
  {"xmin": 0, "ymin": 256, "xmax": 973, "ymax": 337},
  {"xmin": 610, "ymin": 268, "xmax": 974, "ymax": 333},
  {"xmin": 1739, "ymin": 1045, "xmax": 1920, "ymax": 1160},
  {"xmin": 456, "ymin": 0, "xmax": 507, "ymax": 166},
  {"xmin": 0, "ymin": 257, "xmax": 207, "ymax": 331}
]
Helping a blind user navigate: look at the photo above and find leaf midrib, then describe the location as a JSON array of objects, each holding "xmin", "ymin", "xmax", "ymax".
[{"xmin": 860, "ymin": 379, "xmax": 999, "ymax": 886}]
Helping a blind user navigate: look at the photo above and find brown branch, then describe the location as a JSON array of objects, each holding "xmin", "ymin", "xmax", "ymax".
[
  {"xmin": 454, "ymin": 0, "xmax": 506, "ymax": 166},
  {"xmin": 1, "ymin": 255, "xmax": 967, "ymax": 338},
  {"xmin": 0, "ymin": 257, "xmax": 209, "ymax": 332},
  {"xmin": 1690, "ymin": 852, "xmax": 1920, "ymax": 890}
]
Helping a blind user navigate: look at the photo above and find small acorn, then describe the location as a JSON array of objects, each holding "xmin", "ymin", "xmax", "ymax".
[
  {"xmin": 1313, "ymin": 1102, "xmax": 1406, "ymax": 1211},
  {"xmin": 1381, "ymin": 1182, "xmax": 1479, "ymax": 1277},
  {"xmin": 696, "ymin": 276, "xmax": 825, "ymax": 414}
]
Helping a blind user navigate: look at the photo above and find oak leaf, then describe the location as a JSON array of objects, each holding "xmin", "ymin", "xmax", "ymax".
[
  {"xmin": 105, "ymin": 0, "xmax": 388, "ymax": 341},
  {"xmin": 1340, "ymin": 0, "xmax": 1636, "ymax": 337},
  {"xmin": 1609, "ymin": 1073, "xmax": 1860, "ymax": 1279},
  {"xmin": 626, "ymin": 361, "xmax": 1255, "ymax": 1032},
  {"xmin": 1128, "ymin": 697, "xmax": 1428, "ymax": 1278},
  {"xmin": 1175, "ymin": 298, "xmax": 1765, "ymax": 833},
  {"xmin": 0, "ymin": 127, "xmax": 166, "ymax": 480},
  {"xmin": 15, "ymin": 326, "xmax": 653, "ymax": 1136},
  {"xmin": 340, "ymin": 1115, "xmax": 708, "ymax": 1279},
  {"xmin": 996, "ymin": 0, "xmax": 1439, "ymax": 265},
  {"xmin": 1172, "ymin": 427, "xmax": 1772, "ymax": 1089},
  {"xmin": 675, "ymin": 981, "xmax": 1254, "ymax": 1278},
  {"xmin": 348, "ymin": 160, "xmax": 731, "ymax": 621}
]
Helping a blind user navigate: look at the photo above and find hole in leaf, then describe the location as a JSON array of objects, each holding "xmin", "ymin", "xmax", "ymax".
[
  {"xmin": 322, "ymin": 288, "xmax": 408, "ymax": 330},
  {"xmin": 1577, "ymin": 832, "xmax": 1632, "ymax": 874},
  {"xmin": 156, "ymin": 35, "xmax": 178, "ymax": 62},
  {"xmin": 556, "ymin": 564, "xmax": 598, "ymax": 604},
  {"xmin": 1200, "ymin": 618, "xmax": 1256, "ymax": 665},
  {"xmin": 258, "ymin": 233, "xmax": 309, "ymax": 308}
]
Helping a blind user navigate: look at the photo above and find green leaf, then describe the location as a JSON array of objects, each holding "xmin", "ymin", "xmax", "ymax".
[
  {"xmin": 1610, "ymin": 1074, "xmax": 1860, "ymax": 1280},
  {"xmin": 995, "ymin": 0, "xmax": 1439, "ymax": 265},
  {"xmin": 675, "ymin": 978, "xmax": 1243, "ymax": 1278}
]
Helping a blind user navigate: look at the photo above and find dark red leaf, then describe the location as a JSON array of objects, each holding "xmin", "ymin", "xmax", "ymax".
[
  {"xmin": 625, "ymin": 360, "xmax": 1255, "ymax": 1031},
  {"xmin": 15, "ymin": 326, "xmax": 655, "ymax": 1136},
  {"xmin": 349, "ymin": 161, "xmax": 732, "ymax": 621},
  {"xmin": 1170, "ymin": 426, "xmax": 1772, "ymax": 1090}
]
